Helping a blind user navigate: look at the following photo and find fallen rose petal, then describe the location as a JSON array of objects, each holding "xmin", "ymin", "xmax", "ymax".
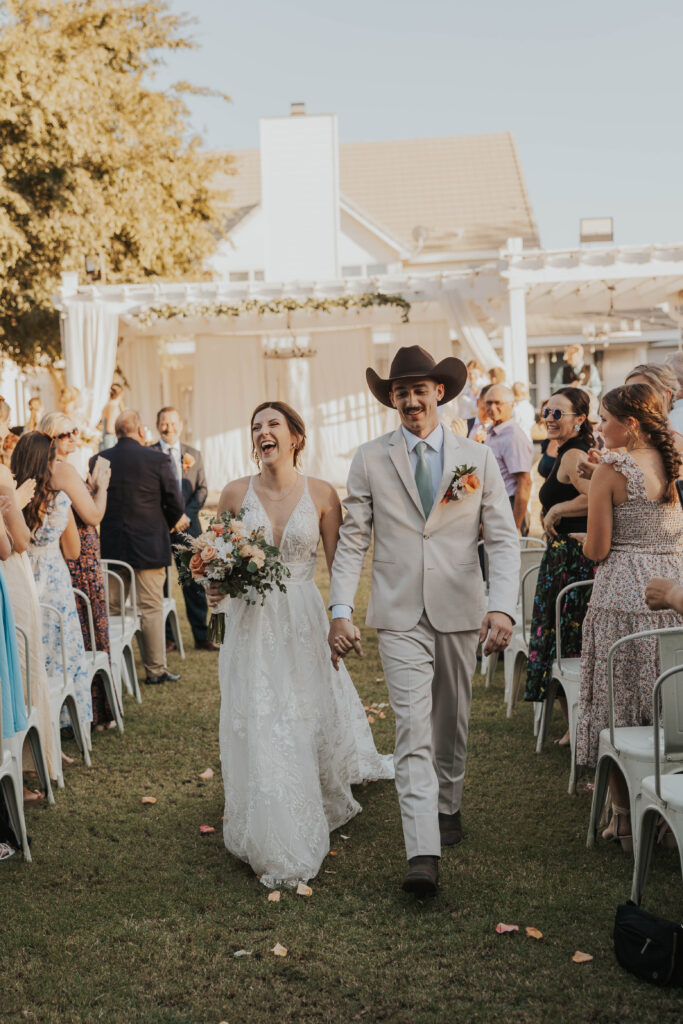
[
  {"xmin": 271, "ymin": 943, "xmax": 288, "ymax": 957},
  {"xmin": 141, "ymin": 796, "xmax": 157, "ymax": 805},
  {"xmin": 340, "ymin": 834, "xmax": 350, "ymax": 840},
  {"xmin": 233, "ymin": 949, "xmax": 252, "ymax": 957},
  {"xmin": 329, "ymin": 850, "xmax": 338, "ymax": 857},
  {"xmin": 495, "ymin": 923, "xmax": 519, "ymax": 934},
  {"xmin": 572, "ymin": 951, "xmax": 593, "ymax": 963},
  {"xmin": 526, "ymin": 927, "xmax": 543, "ymax": 940},
  {"xmin": 268, "ymin": 890, "xmax": 281, "ymax": 902},
  {"xmin": 296, "ymin": 882, "xmax": 313, "ymax": 897},
  {"xmin": 199, "ymin": 825, "xmax": 216, "ymax": 835},
  {"xmin": 379, "ymin": 712, "xmax": 386, "ymax": 719},
  {"xmin": 367, "ymin": 715, "xmax": 375, "ymax": 724},
  {"xmin": 198, "ymin": 768, "xmax": 214, "ymax": 781}
]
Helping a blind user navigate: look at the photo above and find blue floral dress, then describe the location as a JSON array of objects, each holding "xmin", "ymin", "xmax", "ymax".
[
  {"xmin": 28, "ymin": 491, "xmax": 92, "ymax": 726},
  {"xmin": 0, "ymin": 563, "xmax": 28, "ymax": 739}
]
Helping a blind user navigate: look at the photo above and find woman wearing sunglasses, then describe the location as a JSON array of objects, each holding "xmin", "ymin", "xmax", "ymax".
[{"xmin": 524, "ymin": 388, "xmax": 596, "ymax": 741}]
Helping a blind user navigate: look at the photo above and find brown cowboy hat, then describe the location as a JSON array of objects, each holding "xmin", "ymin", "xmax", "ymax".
[{"xmin": 366, "ymin": 345, "xmax": 467, "ymax": 408}]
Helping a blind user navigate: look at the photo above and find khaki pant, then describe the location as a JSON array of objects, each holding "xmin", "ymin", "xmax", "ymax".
[
  {"xmin": 109, "ymin": 566, "xmax": 167, "ymax": 677},
  {"xmin": 378, "ymin": 613, "xmax": 479, "ymax": 860}
]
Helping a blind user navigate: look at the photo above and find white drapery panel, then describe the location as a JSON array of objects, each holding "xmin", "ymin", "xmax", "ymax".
[
  {"xmin": 438, "ymin": 287, "xmax": 502, "ymax": 370},
  {"xmin": 117, "ymin": 335, "xmax": 164, "ymax": 433},
  {"xmin": 62, "ymin": 298, "xmax": 124, "ymax": 428}
]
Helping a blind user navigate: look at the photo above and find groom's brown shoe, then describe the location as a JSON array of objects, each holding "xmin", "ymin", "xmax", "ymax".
[
  {"xmin": 402, "ymin": 856, "xmax": 439, "ymax": 898},
  {"xmin": 439, "ymin": 810, "xmax": 463, "ymax": 847}
]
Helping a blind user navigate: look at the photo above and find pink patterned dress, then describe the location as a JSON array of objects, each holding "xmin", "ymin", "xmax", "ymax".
[{"xmin": 576, "ymin": 452, "xmax": 683, "ymax": 768}]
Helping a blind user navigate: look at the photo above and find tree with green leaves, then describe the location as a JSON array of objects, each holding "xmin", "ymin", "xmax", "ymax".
[{"xmin": 0, "ymin": 0, "xmax": 232, "ymax": 365}]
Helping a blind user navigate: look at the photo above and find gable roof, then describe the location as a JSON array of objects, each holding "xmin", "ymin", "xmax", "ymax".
[{"xmin": 213, "ymin": 131, "xmax": 539, "ymax": 254}]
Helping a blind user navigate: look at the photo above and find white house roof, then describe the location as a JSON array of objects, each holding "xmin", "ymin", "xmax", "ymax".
[{"xmin": 212, "ymin": 131, "xmax": 540, "ymax": 255}]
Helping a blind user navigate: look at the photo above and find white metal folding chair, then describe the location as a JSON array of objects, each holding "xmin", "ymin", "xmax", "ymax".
[
  {"xmin": 8, "ymin": 624, "xmax": 55, "ymax": 805},
  {"xmin": 164, "ymin": 566, "xmax": 185, "ymax": 659},
  {"xmin": 484, "ymin": 537, "xmax": 544, "ymax": 688},
  {"xmin": 536, "ymin": 579, "xmax": 594, "ymax": 795},
  {"xmin": 504, "ymin": 563, "xmax": 541, "ymax": 717},
  {"xmin": 40, "ymin": 602, "xmax": 92, "ymax": 789},
  {"xmin": 73, "ymin": 588, "xmax": 124, "ymax": 735},
  {"xmin": 0, "ymin": 690, "xmax": 31, "ymax": 862},
  {"xmin": 587, "ymin": 626, "xmax": 683, "ymax": 853},
  {"xmin": 631, "ymin": 665, "xmax": 683, "ymax": 904},
  {"xmin": 103, "ymin": 565, "xmax": 141, "ymax": 704}
]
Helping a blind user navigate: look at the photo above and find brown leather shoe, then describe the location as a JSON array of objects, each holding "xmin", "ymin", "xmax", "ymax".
[
  {"xmin": 195, "ymin": 639, "xmax": 220, "ymax": 652},
  {"xmin": 165, "ymin": 639, "xmax": 177, "ymax": 653},
  {"xmin": 402, "ymin": 855, "xmax": 439, "ymax": 898},
  {"xmin": 439, "ymin": 811, "xmax": 463, "ymax": 846}
]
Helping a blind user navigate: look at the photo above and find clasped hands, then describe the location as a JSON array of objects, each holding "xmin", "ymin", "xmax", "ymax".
[{"xmin": 327, "ymin": 609, "xmax": 514, "ymax": 669}]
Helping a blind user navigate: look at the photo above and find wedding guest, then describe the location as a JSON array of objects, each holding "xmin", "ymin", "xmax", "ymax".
[
  {"xmin": 458, "ymin": 359, "xmax": 487, "ymax": 419},
  {"xmin": 0, "ymin": 402, "xmax": 57, "ymax": 785},
  {"xmin": 489, "ymin": 365, "xmax": 507, "ymax": 386},
  {"xmin": 576, "ymin": 382, "xmax": 683, "ymax": 850},
  {"xmin": 24, "ymin": 396, "xmax": 43, "ymax": 434},
  {"xmin": 625, "ymin": 363, "xmax": 682, "ymax": 447},
  {"xmin": 537, "ymin": 400, "xmax": 559, "ymax": 479},
  {"xmin": 12, "ymin": 432, "xmax": 93, "ymax": 739},
  {"xmin": 665, "ymin": 352, "xmax": 683, "ymax": 433},
  {"xmin": 484, "ymin": 384, "xmax": 534, "ymax": 534},
  {"xmin": 98, "ymin": 383, "xmax": 124, "ymax": 451},
  {"xmin": 552, "ymin": 343, "xmax": 601, "ymax": 396},
  {"xmin": 0, "ymin": 500, "xmax": 29, "ymax": 750},
  {"xmin": 152, "ymin": 406, "xmax": 216, "ymax": 651},
  {"xmin": 41, "ymin": 415, "xmax": 116, "ymax": 730},
  {"xmin": 467, "ymin": 384, "xmax": 491, "ymax": 441},
  {"xmin": 512, "ymin": 381, "xmax": 535, "ymax": 440},
  {"xmin": 524, "ymin": 389, "xmax": 596, "ymax": 739},
  {"xmin": 93, "ymin": 410, "xmax": 184, "ymax": 685},
  {"xmin": 1, "ymin": 429, "xmax": 18, "ymax": 467}
]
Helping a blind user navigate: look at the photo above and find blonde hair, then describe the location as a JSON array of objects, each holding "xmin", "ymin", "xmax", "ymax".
[
  {"xmin": 0, "ymin": 396, "xmax": 10, "ymax": 426},
  {"xmin": 626, "ymin": 363, "xmax": 678, "ymax": 412},
  {"xmin": 512, "ymin": 381, "xmax": 528, "ymax": 401},
  {"xmin": 40, "ymin": 411, "xmax": 76, "ymax": 437},
  {"xmin": 489, "ymin": 366, "xmax": 507, "ymax": 385}
]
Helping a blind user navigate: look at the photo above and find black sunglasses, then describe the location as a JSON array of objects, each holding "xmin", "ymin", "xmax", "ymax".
[
  {"xmin": 542, "ymin": 408, "xmax": 572, "ymax": 421},
  {"xmin": 56, "ymin": 427, "xmax": 79, "ymax": 440}
]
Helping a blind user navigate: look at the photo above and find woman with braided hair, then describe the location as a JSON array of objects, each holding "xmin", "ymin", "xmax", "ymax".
[{"xmin": 576, "ymin": 382, "xmax": 683, "ymax": 850}]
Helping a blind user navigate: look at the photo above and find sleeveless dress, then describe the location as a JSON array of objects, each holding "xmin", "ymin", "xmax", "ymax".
[
  {"xmin": 576, "ymin": 452, "xmax": 683, "ymax": 768},
  {"xmin": 0, "ymin": 563, "xmax": 28, "ymax": 740},
  {"xmin": 27, "ymin": 491, "xmax": 92, "ymax": 728},
  {"xmin": 218, "ymin": 477, "xmax": 394, "ymax": 888}
]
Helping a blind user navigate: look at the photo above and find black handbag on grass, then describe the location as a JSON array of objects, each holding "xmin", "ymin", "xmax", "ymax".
[{"xmin": 614, "ymin": 901, "xmax": 683, "ymax": 986}]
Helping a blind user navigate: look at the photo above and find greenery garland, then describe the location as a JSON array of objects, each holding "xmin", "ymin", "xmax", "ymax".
[{"xmin": 136, "ymin": 292, "xmax": 411, "ymax": 327}]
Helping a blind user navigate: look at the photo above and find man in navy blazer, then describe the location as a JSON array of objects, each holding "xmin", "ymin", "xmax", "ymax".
[
  {"xmin": 152, "ymin": 406, "xmax": 217, "ymax": 651},
  {"xmin": 91, "ymin": 410, "xmax": 185, "ymax": 684}
]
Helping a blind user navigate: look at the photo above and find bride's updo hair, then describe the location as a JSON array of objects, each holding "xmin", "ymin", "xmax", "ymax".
[
  {"xmin": 250, "ymin": 401, "xmax": 306, "ymax": 469},
  {"xmin": 602, "ymin": 382, "xmax": 681, "ymax": 503}
]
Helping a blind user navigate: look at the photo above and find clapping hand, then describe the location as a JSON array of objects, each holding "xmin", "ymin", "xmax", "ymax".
[
  {"xmin": 577, "ymin": 448, "xmax": 603, "ymax": 480},
  {"xmin": 328, "ymin": 618, "xmax": 363, "ymax": 670},
  {"xmin": 90, "ymin": 456, "xmax": 111, "ymax": 492},
  {"xmin": 14, "ymin": 477, "xmax": 36, "ymax": 510}
]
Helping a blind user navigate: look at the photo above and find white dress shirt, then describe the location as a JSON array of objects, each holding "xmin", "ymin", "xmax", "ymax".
[
  {"xmin": 331, "ymin": 422, "xmax": 445, "ymax": 620},
  {"xmin": 160, "ymin": 439, "xmax": 182, "ymax": 481}
]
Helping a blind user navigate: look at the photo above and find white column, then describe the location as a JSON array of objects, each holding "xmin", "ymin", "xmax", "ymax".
[
  {"xmin": 507, "ymin": 283, "xmax": 529, "ymax": 386},
  {"xmin": 536, "ymin": 352, "xmax": 551, "ymax": 402}
]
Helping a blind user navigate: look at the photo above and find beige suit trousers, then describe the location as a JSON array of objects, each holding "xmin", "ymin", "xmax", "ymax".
[
  {"xmin": 109, "ymin": 567, "xmax": 167, "ymax": 677},
  {"xmin": 378, "ymin": 613, "xmax": 479, "ymax": 859}
]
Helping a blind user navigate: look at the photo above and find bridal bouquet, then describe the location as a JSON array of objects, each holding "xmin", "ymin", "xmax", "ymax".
[{"xmin": 174, "ymin": 511, "xmax": 289, "ymax": 644}]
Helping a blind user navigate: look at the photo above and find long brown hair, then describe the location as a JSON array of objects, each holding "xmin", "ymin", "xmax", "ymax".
[
  {"xmin": 602, "ymin": 383, "xmax": 681, "ymax": 503},
  {"xmin": 11, "ymin": 431, "xmax": 57, "ymax": 533},
  {"xmin": 250, "ymin": 401, "xmax": 306, "ymax": 469}
]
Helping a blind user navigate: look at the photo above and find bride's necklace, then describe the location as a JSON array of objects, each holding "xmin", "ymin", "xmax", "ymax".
[{"xmin": 257, "ymin": 473, "xmax": 300, "ymax": 502}]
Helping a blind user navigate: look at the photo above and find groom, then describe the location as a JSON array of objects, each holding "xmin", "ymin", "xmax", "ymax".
[{"xmin": 328, "ymin": 345, "xmax": 520, "ymax": 897}]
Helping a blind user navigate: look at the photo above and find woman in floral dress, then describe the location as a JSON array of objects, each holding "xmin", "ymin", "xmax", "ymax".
[{"xmin": 577, "ymin": 382, "xmax": 683, "ymax": 850}]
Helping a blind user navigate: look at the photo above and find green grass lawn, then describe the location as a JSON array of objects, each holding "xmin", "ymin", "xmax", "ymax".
[{"xmin": 2, "ymin": 554, "xmax": 682, "ymax": 1024}]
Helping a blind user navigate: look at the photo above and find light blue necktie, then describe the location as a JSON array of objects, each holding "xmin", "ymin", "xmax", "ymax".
[{"xmin": 414, "ymin": 441, "xmax": 433, "ymax": 518}]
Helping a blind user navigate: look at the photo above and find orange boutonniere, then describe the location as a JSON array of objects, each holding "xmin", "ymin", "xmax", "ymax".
[
  {"xmin": 181, "ymin": 453, "xmax": 195, "ymax": 474},
  {"xmin": 442, "ymin": 464, "xmax": 481, "ymax": 505}
]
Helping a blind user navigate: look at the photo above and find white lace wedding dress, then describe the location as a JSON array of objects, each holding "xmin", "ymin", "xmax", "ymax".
[{"xmin": 218, "ymin": 476, "xmax": 394, "ymax": 888}]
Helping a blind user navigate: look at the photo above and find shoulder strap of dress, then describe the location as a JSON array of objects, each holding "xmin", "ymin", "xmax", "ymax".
[{"xmin": 601, "ymin": 451, "xmax": 647, "ymax": 500}]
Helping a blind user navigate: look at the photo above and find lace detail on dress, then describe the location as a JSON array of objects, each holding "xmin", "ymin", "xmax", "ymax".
[
  {"xmin": 218, "ymin": 475, "xmax": 394, "ymax": 888},
  {"xmin": 601, "ymin": 451, "xmax": 649, "ymax": 502}
]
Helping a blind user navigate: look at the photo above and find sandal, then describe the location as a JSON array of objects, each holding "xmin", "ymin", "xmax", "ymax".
[
  {"xmin": 23, "ymin": 787, "xmax": 45, "ymax": 805},
  {"xmin": 602, "ymin": 804, "xmax": 633, "ymax": 853},
  {"xmin": 656, "ymin": 818, "xmax": 677, "ymax": 850}
]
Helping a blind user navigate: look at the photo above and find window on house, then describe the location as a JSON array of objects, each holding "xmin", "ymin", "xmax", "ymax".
[
  {"xmin": 367, "ymin": 263, "xmax": 388, "ymax": 276},
  {"xmin": 229, "ymin": 271, "xmax": 249, "ymax": 282},
  {"xmin": 341, "ymin": 265, "xmax": 362, "ymax": 277},
  {"xmin": 253, "ymin": 270, "xmax": 265, "ymax": 282}
]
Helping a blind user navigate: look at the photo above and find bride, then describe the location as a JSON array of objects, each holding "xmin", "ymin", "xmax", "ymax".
[{"xmin": 212, "ymin": 401, "xmax": 394, "ymax": 888}]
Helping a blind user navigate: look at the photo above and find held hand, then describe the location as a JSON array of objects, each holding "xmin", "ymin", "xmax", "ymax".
[
  {"xmin": 207, "ymin": 581, "xmax": 223, "ymax": 608},
  {"xmin": 173, "ymin": 513, "xmax": 191, "ymax": 533},
  {"xmin": 473, "ymin": 426, "xmax": 487, "ymax": 444},
  {"xmin": 542, "ymin": 506, "xmax": 560, "ymax": 540},
  {"xmin": 479, "ymin": 611, "xmax": 514, "ymax": 656},
  {"xmin": 91, "ymin": 456, "xmax": 111, "ymax": 491},
  {"xmin": 14, "ymin": 477, "xmax": 36, "ymax": 510},
  {"xmin": 645, "ymin": 577, "xmax": 678, "ymax": 611},
  {"xmin": 577, "ymin": 448, "xmax": 602, "ymax": 480},
  {"xmin": 328, "ymin": 618, "xmax": 363, "ymax": 671}
]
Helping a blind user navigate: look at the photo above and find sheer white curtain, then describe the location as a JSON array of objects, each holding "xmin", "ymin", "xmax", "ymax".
[
  {"xmin": 438, "ymin": 286, "xmax": 502, "ymax": 369},
  {"xmin": 117, "ymin": 335, "xmax": 164, "ymax": 434},
  {"xmin": 62, "ymin": 298, "xmax": 125, "ymax": 428}
]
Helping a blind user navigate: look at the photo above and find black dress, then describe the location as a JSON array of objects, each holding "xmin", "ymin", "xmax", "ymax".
[
  {"xmin": 537, "ymin": 439, "xmax": 556, "ymax": 480},
  {"xmin": 525, "ymin": 436, "xmax": 596, "ymax": 703}
]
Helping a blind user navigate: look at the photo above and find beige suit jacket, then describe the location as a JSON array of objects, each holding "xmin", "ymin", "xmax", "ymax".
[{"xmin": 329, "ymin": 425, "xmax": 520, "ymax": 633}]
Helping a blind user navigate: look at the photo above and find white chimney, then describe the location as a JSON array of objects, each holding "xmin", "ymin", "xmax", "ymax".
[{"xmin": 260, "ymin": 105, "xmax": 340, "ymax": 282}]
